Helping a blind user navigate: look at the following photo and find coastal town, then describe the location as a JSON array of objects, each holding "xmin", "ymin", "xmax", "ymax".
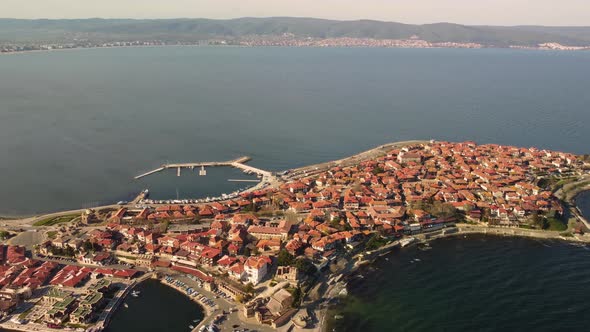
[
  {"xmin": 1, "ymin": 140, "xmax": 590, "ymax": 332},
  {"xmin": 2, "ymin": 37, "xmax": 589, "ymax": 55}
]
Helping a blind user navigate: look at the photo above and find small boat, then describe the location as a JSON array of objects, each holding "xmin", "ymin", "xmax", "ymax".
[
  {"xmin": 189, "ymin": 325, "xmax": 194, "ymax": 329},
  {"xmin": 123, "ymin": 303, "xmax": 129, "ymax": 308},
  {"xmin": 400, "ymin": 237, "xmax": 415, "ymax": 247},
  {"xmin": 334, "ymin": 314, "xmax": 344, "ymax": 320},
  {"xmin": 417, "ymin": 243, "xmax": 432, "ymax": 251},
  {"xmin": 193, "ymin": 319, "xmax": 200, "ymax": 323}
]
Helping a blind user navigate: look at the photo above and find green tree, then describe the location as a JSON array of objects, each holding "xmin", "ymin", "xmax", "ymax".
[
  {"xmin": 531, "ymin": 212, "xmax": 546, "ymax": 229},
  {"xmin": 365, "ymin": 235, "xmax": 386, "ymax": 251},
  {"xmin": 243, "ymin": 203, "xmax": 257, "ymax": 212},
  {"xmin": 0, "ymin": 231, "xmax": 10, "ymax": 240},
  {"xmin": 329, "ymin": 216, "xmax": 341, "ymax": 228},
  {"xmin": 372, "ymin": 166, "xmax": 385, "ymax": 175},
  {"xmin": 82, "ymin": 240, "xmax": 95, "ymax": 252},
  {"xmin": 244, "ymin": 282, "xmax": 255, "ymax": 294},
  {"xmin": 277, "ymin": 249, "xmax": 294, "ymax": 266},
  {"xmin": 291, "ymin": 287, "xmax": 302, "ymax": 308},
  {"xmin": 294, "ymin": 258, "xmax": 317, "ymax": 276}
]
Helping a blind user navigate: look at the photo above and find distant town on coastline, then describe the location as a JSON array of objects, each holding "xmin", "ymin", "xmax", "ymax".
[{"xmin": 2, "ymin": 17, "xmax": 590, "ymax": 53}]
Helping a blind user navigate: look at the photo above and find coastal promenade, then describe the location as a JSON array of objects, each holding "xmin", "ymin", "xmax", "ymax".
[
  {"xmin": 284, "ymin": 140, "xmax": 429, "ymax": 180},
  {"xmin": 424, "ymin": 223, "xmax": 590, "ymax": 243},
  {"xmin": 554, "ymin": 175, "xmax": 590, "ymax": 202},
  {"xmin": 2, "ymin": 205, "xmax": 120, "ymax": 229},
  {"xmin": 552, "ymin": 175, "xmax": 590, "ymax": 230}
]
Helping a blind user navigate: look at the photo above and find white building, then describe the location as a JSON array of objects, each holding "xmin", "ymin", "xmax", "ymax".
[{"xmin": 244, "ymin": 256, "xmax": 271, "ymax": 285}]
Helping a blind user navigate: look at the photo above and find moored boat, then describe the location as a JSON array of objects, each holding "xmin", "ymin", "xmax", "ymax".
[{"xmin": 400, "ymin": 237, "xmax": 415, "ymax": 247}]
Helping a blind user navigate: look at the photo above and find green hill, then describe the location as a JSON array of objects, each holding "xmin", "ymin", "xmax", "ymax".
[{"xmin": 1, "ymin": 17, "xmax": 589, "ymax": 47}]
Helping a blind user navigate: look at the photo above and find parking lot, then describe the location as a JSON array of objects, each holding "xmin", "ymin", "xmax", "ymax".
[{"xmin": 168, "ymin": 273, "xmax": 275, "ymax": 332}]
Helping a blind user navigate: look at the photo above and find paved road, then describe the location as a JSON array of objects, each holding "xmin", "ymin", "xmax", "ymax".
[
  {"xmin": 1, "ymin": 204, "xmax": 120, "ymax": 228},
  {"xmin": 554, "ymin": 175, "xmax": 590, "ymax": 202},
  {"xmin": 285, "ymin": 140, "xmax": 428, "ymax": 181}
]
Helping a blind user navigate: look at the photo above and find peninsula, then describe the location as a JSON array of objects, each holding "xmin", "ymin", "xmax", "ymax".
[{"xmin": 0, "ymin": 140, "xmax": 589, "ymax": 332}]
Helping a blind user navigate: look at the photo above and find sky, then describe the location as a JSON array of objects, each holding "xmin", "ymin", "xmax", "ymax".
[{"xmin": 2, "ymin": 0, "xmax": 590, "ymax": 26}]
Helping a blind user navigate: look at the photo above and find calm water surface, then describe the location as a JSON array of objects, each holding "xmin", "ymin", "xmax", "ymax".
[
  {"xmin": 576, "ymin": 190, "xmax": 590, "ymax": 219},
  {"xmin": 106, "ymin": 279, "xmax": 204, "ymax": 332},
  {"xmin": 1, "ymin": 46, "xmax": 590, "ymax": 332},
  {"xmin": 0, "ymin": 47, "xmax": 589, "ymax": 215},
  {"xmin": 327, "ymin": 235, "xmax": 590, "ymax": 332}
]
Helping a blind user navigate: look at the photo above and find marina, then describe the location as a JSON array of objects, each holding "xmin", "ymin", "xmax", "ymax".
[
  {"xmin": 134, "ymin": 157, "xmax": 254, "ymax": 180},
  {"xmin": 106, "ymin": 279, "xmax": 205, "ymax": 332},
  {"xmin": 133, "ymin": 156, "xmax": 278, "ymax": 204}
]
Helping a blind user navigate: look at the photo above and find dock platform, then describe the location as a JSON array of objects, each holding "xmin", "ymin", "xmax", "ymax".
[{"xmin": 134, "ymin": 156, "xmax": 265, "ymax": 180}]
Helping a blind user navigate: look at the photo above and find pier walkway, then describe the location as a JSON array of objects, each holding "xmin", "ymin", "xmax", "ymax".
[
  {"xmin": 134, "ymin": 156, "xmax": 253, "ymax": 179},
  {"xmin": 133, "ymin": 156, "xmax": 280, "ymax": 195}
]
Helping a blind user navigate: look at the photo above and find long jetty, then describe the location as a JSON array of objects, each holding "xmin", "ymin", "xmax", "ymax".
[
  {"xmin": 134, "ymin": 156, "xmax": 264, "ymax": 180},
  {"xmin": 228, "ymin": 179, "xmax": 260, "ymax": 182},
  {"xmin": 134, "ymin": 167, "xmax": 165, "ymax": 179}
]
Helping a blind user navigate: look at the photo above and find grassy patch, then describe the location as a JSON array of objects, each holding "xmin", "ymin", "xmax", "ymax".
[
  {"xmin": 34, "ymin": 214, "xmax": 78, "ymax": 227},
  {"xmin": 46, "ymin": 230, "xmax": 58, "ymax": 239},
  {"xmin": 18, "ymin": 306, "xmax": 33, "ymax": 320},
  {"xmin": 365, "ymin": 235, "xmax": 387, "ymax": 251},
  {"xmin": 546, "ymin": 218, "xmax": 567, "ymax": 231}
]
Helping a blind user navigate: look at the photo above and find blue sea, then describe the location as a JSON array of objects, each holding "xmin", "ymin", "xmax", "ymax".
[
  {"xmin": 0, "ymin": 46, "xmax": 589, "ymax": 216},
  {"xmin": 2, "ymin": 46, "xmax": 590, "ymax": 332}
]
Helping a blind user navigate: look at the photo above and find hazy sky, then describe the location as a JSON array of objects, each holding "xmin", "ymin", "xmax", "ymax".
[{"xmin": 3, "ymin": 0, "xmax": 590, "ymax": 26}]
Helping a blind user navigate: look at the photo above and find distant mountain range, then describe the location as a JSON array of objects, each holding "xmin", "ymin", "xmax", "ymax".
[{"xmin": 1, "ymin": 17, "xmax": 590, "ymax": 47}]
